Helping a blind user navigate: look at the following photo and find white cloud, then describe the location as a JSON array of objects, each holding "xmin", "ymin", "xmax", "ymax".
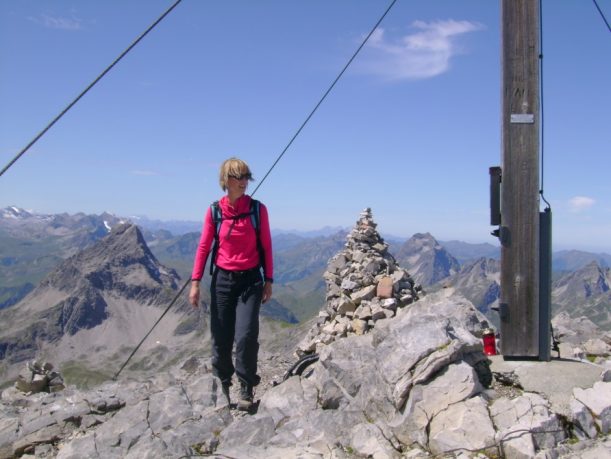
[
  {"xmin": 568, "ymin": 196, "xmax": 595, "ymax": 212},
  {"xmin": 28, "ymin": 14, "xmax": 82, "ymax": 31},
  {"xmin": 131, "ymin": 170, "xmax": 159, "ymax": 176},
  {"xmin": 359, "ymin": 20, "xmax": 484, "ymax": 80}
]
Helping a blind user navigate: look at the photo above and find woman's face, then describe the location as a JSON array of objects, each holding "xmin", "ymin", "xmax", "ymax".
[{"xmin": 226, "ymin": 172, "xmax": 251, "ymax": 196}]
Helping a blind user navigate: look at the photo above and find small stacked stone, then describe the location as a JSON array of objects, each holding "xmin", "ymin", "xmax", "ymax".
[
  {"xmin": 14, "ymin": 360, "xmax": 65, "ymax": 394},
  {"xmin": 297, "ymin": 208, "xmax": 421, "ymax": 355}
]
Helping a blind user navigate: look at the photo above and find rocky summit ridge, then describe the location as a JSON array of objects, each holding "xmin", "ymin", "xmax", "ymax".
[
  {"xmin": 1, "ymin": 291, "xmax": 609, "ymax": 458},
  {"xmin": 1, "ymin": 210, "xmax": 610, "ymax": 458}
]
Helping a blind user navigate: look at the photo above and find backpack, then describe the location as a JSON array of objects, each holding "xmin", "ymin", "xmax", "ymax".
[{"xmin": 209, "ymin": 199, "xmax": 262, "ymax": 275}]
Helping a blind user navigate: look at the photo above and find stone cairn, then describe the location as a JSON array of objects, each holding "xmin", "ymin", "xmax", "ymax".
[
  {"xmin": 297, "ymin": 208, "xmax": 421, "ymax": 355},
  {"xmin": 14, "ymin": 360, "xmax": 65, "ymax": 394}
]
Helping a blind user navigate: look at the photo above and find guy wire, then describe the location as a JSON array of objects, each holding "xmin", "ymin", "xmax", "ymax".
[
  {"xmin": 0, "ymin": 0, "xmax": 183, "ymax": 178},
  {"xmin": 592, "ymin": 0, "xmax": 611, "ymax": 32},
  {"xmin": 251, "ymin": 0, "xmax": 398, "ymax": 196}
]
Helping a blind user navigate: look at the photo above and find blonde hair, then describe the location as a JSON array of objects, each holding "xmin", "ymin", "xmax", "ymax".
[{"xmin": 219, "ymin": 157, "xmax": 253, "ymax": 191}]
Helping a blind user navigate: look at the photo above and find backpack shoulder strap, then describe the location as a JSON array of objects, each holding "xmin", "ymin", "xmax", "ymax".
[
  {"xmin": 209, "ymin": 201, "xmax": 222, "ymax": 275},
  {"xmin": 250, "ymin": 199, "xmax": 260, "ymax": 234},
  {"xmin": 211, "ymin": 201, "xmax": 222, "ymax": 233},
  {"xmin": 249, "ymin": 199, "xmax": 265, "ymax": 272}
]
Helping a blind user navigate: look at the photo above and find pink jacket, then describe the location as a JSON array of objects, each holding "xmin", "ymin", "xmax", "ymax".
[{"xmin": 191, "ymin": 194, "xmax": 273, "ymax": 282}]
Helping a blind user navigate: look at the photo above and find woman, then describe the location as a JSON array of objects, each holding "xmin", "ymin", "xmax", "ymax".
[{"xmin": 189, "ymin": 157, "xmax": 273, "ymax": 411}]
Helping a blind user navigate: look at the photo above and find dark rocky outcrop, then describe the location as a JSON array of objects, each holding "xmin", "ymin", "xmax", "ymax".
[{"xmin": 56, "ymin": 287, "xmax": 109, "ymax": 335}]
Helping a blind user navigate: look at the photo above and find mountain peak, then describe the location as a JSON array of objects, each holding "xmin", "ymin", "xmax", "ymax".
[
  {"xmin": 1, "ymin": 206, "xmax": 32, "ymax": 219},
  {"xmin": 38, "ymin": 223, "xmax": 179, "ymax": 299},
  {"xmin": 395, "ymin": 233, "xmax": 460, "ymax": 286},
  {"xmin": 412, "ymin": 232, "xmax": 435, "ymax": 240}
]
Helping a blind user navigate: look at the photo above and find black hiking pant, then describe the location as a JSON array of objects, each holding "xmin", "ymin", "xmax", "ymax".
[{"xmin": 210, "ymin": 266, "xmax": 263, "ymax": 388}]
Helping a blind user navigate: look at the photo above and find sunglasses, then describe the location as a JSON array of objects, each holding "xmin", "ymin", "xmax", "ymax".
[{"xmin": 229, "ymin": 173, "xmax": 252, "ymax": 181}]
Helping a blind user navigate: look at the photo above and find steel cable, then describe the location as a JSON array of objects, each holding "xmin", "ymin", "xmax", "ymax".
[
  {"xmin": 0, "ymin": 0, "xmax": 183, "ymax": 178},
  {"xmin": 251, "ymin": 0, "xmax": 398, "ymax": 196},
  {"xmin": 592, "ymin": 0, "xmax": 611, "ymax": 32}
]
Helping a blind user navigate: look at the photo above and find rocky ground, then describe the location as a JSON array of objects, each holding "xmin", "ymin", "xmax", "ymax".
[{"xmin": 2, "ymin": 289, "xmax": 609, "ymax": 459}]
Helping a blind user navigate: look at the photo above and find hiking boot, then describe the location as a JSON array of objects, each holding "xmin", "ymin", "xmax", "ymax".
[
  {"xmin": 237, "ymin": 382, "xmax": 254, "ymax": 411},
  {"xmin": 221, "ymin": 382, "xmax": 231, "ymax": 405}
]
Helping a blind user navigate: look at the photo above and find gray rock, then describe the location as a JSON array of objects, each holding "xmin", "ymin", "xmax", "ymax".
[
  {"xmin": 56, "ymin": 434, "xmax": 110, "ymax": 459},
  {"xmin": 18, "ymin": 412, "xmax": 57, "ymax": 437},
  {"xmin": 12, "ymin": 423, "xmax": 63, "ymax": 458},
  {"xmin": 351, "ymin": 285, "xmax": 377, "ymax": 304},
  {"xmin": 340, "ymin": 278, "xmax": 359, "ymax": 291},
  {"xmin": 371, "ymin": 303, "xmax": 387, "ymax": 321},
  {"xmin": 552, "ymin": 313, "xmax": 602, "ymax": 346},
  {"xmin": 259, "ymin": 376, "xmax": 319, "ymax": 424},
  {"xmin": 354, "ymin": 303, "xmax": 372, "ymax": 320},
  {"xmin": 373, "ymin": 299, "xmax": 483, "ymax": 408},
  {"xmin": 350, "ymin": 422, "xmax": 400, "ymax": 459},
  {"xmin": 573, "ymin": 381, "xmax": 611, "ymax": 434},
  {"xmin": 327, "ymin": 255, "xmax": 347, "ymax": 275},
  {"xmin": 583, "ymin": 338, "xmax": 610, "ymax": 356},
  {"xmin": 571, "ymin": 397, "xmax": 598, "ymax": 439},
  {"xmin": 269, "ymin": 409, "xmax": 368, "ymax": 455},
  {"xmin": 428, "ymin": 396, "xmax": 496, "ymax": 456},
  {"xmin": 491, "ymin": 393, "xmax": 566, "ymax": 454},
  {"xmin": 381, "ymin": 298, "xmax": 397, "ymax": 311},
  {"xmin": 391, "ymin": 361, "xmax": 484, "ymax": 446},
  {"xmin": 0, "ymin": 417, "xmax": 19, "ymax": 452},
  {"xmin": 218, "ymin": 415, "xmax": 275, "ymax": 449},
  {"xmin": 336, "ymin": 295, "xmax": 356, "ymax": 315}
]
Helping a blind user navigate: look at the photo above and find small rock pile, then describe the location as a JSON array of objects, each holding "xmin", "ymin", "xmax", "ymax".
[
  {"xmin": 297, "ymin": 208, "xmax": 421, "ymax": 355},
  {"xmin": 14, "ymin": 360, "xmax": 65, "ymax": 394}
]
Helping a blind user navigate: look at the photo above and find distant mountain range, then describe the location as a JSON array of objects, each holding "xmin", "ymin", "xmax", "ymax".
[
  {"xmin": 0, "ymin": 207, "xmax": 127, "ymax": 308},
  {"xmin": 0, "ymin": 222, "xmax": 300, "ymax": 387},
  {"xmin": 2, "ymin": 206, "xmax": 610, "ymax": 331},
  {"xmin": 552, "ymin": 250, "xmax": 611, "ymax": 272}
]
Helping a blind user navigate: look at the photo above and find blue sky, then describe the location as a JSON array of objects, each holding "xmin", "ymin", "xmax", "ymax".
[{"xmin": 1, "ymin": 0, "xmax": 610, "ymax": 252}]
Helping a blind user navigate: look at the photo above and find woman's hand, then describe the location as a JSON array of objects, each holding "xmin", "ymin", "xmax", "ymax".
[
  {"xmin": 189, "ymin": 281, "xmax": 200, "ymax": 307},
  {"xmin": 262, "ymin": 281, "xmax": 273, "ymax": 304}
]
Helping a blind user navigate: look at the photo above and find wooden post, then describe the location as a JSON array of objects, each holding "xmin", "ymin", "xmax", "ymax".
[{"xmin": 499, "ymin": 0, "xmax": 540, "ymax": 357}]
